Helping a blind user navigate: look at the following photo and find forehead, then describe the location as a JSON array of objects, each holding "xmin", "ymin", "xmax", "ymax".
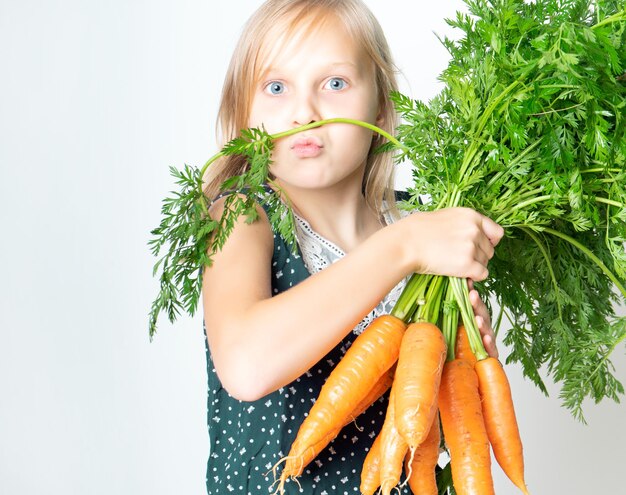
[{"xmin": 255, "ymin": 13, "xmax": 371, "ymax": 79}]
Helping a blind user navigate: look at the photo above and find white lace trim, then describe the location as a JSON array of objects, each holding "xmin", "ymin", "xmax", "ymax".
[{"xmin": 294, "ymin": 205, "xmax": 410, "ymax": 335}]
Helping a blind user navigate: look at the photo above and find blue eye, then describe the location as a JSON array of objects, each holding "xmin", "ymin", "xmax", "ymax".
[
  {"xmin": 265, "ymin": 81, "xmax": 285, "ymax": 95},
  {"xmin": 326, "ymin": 77, "xmax": 347, "ymax": 91}
]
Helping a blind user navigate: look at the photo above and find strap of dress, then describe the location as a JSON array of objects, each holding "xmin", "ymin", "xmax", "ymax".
[{"xmin": 212, "ymin": 185, "xmax": 311, "ymax": 295}]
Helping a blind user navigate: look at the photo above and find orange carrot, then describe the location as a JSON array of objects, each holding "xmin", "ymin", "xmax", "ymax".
[
  {"xmin": 344, "ymin": 365, "xmax": 395, "ymax": 428},
  {"xmin": 455, "ymin": 324, "xmax": 477, "ymax": 366},
  {"xmin": 274, "ymin": 366, "xmax": 394, "ymax": 487},
  {"xmin": 404, "ymin": 414, "xmax": 440, "ymax": 495},
  {"xmin": 360, "ymin": 434, "xmax": 383, "ymax": 495},
  {"xmin": 394, "ymin": 322, "xmax": 447, "ymax": 451},
  {"xmin": 379, "ymin": 387, "xmax": 409, "ymax": 495},
  {"xmin": 276, "ymin": 315, "xmax": 406, "ymax": 490},
  {"xmin": 438, "ymin": 359, "xmax": 494, "ymax": 495},
  {"xmin": 475, "ymin": 357, "xmax": 530, "ymax": 495}
]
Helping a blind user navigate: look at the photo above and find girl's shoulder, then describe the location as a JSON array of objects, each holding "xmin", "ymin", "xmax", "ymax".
[{"xmin": 211, "ymin": 184, "xmax": 311, "ymax": 294}]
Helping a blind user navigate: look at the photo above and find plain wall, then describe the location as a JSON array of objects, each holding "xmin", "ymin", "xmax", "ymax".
[{"xmin": 1, "ymin": 1, "xmax": 624, "ymax": 494}]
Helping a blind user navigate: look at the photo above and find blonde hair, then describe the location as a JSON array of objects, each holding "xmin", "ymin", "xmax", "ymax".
[{"xmin": 204, "ymin": 0, "xmax": 400, "ymax": 217}]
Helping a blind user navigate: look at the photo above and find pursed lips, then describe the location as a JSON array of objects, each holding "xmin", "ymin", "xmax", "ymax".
[{"xmin": 290, "ymin": 136, "xmax": 324, "ymax": 158}]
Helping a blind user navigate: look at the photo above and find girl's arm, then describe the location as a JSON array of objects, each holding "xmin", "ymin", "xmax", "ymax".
[{"xmin": 203, "ymin": 199, "xmax": 503, "ymax": 402}]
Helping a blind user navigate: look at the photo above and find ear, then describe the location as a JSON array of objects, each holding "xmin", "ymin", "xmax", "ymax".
[
  {"xmin": 375, "ymin": 111, "xmax": 385, "ymax": 127},
  {"xmin": 375, "ymin": 99, "xmax": 386, "ymax": 126}
]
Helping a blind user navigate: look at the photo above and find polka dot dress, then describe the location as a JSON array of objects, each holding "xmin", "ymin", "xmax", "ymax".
[{"xmin": 204, "ymin": 191, "xmax": 412, "ymax": 494}]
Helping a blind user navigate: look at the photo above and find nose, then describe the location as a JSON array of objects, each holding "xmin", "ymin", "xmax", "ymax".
[{"xmin": 292, "ymin": 92, "xmax": 320, "ymax": 127}]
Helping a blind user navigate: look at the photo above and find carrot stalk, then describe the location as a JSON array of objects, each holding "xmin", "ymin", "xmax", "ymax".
[
  {"xmin": 391, "ymin": 273, "xmax": 433, "ymax": 321},
  {"xmin": 449, "ymin": 277, "xmax": 488, "ymax": 361},
  {"xmin": 441, "ymin": 280, "xmax": 460, "ymax": 361},
  {"xmin": 475, "ymin": 357, "xmax": 530, "ymax": 495},
  {"xmin": 438, "ymin": 359, "xmax": 495, "ymax": 495},
  {"xmin": 404, "ymin": 414, "xmax": 440, "ymax": 495},
  {"xmin": 412, "ymin": 275, "xmax": 446, "ymax": 324},
  {"xmin": 394, "ymin": 322, "xmax": 447, "ymax": 450}
]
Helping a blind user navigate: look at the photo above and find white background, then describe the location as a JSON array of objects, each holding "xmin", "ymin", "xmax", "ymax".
[{"xmin": 1, "ymin": 1, "xmax": 624, "ymax": 494}]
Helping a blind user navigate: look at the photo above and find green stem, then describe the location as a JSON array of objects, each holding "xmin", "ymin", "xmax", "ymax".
[
  {"xmin": 515, "ymin": 186, "xmax": 547, "ymax": 202},
  {"xmin": 271, "ymin": 118, "xmax": 406, "ymax": 150},
  {"xmin": 531, "ymin": 101, "xmax": 585, "ymax": 117},
  {"xmin": 493, "ymin": 184, "xmax": 546, "ymax": 216},
  {"xmin": 495, "ymin": 194, "xmax": 556, "ymax": 224},
  {"xmin": 197, "ymin": 194, "xmax": 209, "ymax": 215},
  {"xmin": 199, "ymin": 151, "xmax": 226, "ymax": 179},
  {"xmin": 539, "ymin": 84, "xmax": 580, "ymax": 90},
  {"xmin": 474, "ymin": 80, "xmax": 522, "ymax": 142},
  {"xmin": 591, "ymin": 10, "xmax": 626, "ymax": 30},
  {"xmin": 442, "ymin": 280, "xmax": 459, "ymax": 361},
  {"xmin": 443, "ymin": 184, "xmax": 463, "ymax": 209},
  {"xmin": 427, "ymin": 276, "xmax": 447, "ymax": 325},
  {"xmin": 431, "ymin": 117, "xmax": 451, "ymax": 189},
  {"xmin": 492, "ymin": 303, "xmax": 505, "ymax": 336},
  {"xmin": 580, "ymin": 167, "xmax": 623, "ymax": 174},
  {"xmin": 511, "ymin": 194, "xmax": 555, "ymax": 211},
  {"xmin": 391, "ymin": 273, "xmax": 432, "ymax": 322},
  {"xmin": 455, "ymin": 147, "xmax": 482, "ymax": 196},
  {"xmin": 449, "ymin": 277, "xmax": 488, "ymax": 361},
  {"xmin": 414, "ymin": 276, "xmax": 445, "ymax": 324},
  {"xmin": 593, "ymin": 196, "xmax": 626, "ymax": 209},
  {"xmin": 484, "ymin": 140, "xmax": 543, "ymax": 190},
  {"xmin": 457, "ymin": 80, "xmax": 523, "ymax": 182},
  {"xmin": 519, "ymin": 227, "xmax": 564, "ymax": 322},
  {"xmin": 200, "ymin": 119, "xmax": 405, "ymax": 177},
  {"xmin": 197, "ymin": 118, "xmax": 405, "ymax": 196}
]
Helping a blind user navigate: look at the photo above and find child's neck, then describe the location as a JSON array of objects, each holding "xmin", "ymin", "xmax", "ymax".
[{"xmin": 279, "ymin": 182, "xmax": 383, "ymax": 254}]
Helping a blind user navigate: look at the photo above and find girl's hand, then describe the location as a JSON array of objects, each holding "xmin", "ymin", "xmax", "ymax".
[
  {"xmin": 468, "ymin": 279, "xmax": 499, "ymax": 358},
  {"xmin": 399, "ymin": 207, "xmax": 504, "ymax": 282}
]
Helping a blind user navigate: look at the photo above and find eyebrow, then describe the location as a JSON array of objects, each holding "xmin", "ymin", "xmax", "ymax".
[
  {"xmin": 326, "ymin": 62, "xmax": 359, "ymax": 70},
  {"xmin": 261, "ymin": 61, "xmax": 360, "ymax": 78}
]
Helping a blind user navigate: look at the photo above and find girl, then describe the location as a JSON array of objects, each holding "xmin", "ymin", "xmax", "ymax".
[{"xmin": 202, "ymin": 1, "xmax": 502, "ymax": 493}]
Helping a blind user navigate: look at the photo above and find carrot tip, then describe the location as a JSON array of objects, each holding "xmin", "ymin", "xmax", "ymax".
[
  {"xmin": 271, "ymin": 473, "xmax": 302, "ymax": 495},
  {"xmin": 380, "ymin": 476, "xmax": 402, "ymax": 495},
  {"xmin": 292, "ymin": 476, "xmax": 303, "ymax": 491},
  {"xmin": 266, "ymin": 456, "xmax": 288, "ymax": 479},
  {"xmin": 270, "ymin": 478, "xmax": 285, "ymax": 495}
]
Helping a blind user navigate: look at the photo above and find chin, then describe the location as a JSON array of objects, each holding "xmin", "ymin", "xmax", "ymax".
[{"xmin": 272, "ymin": 171, "xmax": 332, "ymax": 191}]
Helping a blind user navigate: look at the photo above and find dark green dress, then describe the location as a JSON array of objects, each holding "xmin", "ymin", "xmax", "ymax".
[{"xmin": 204, "ymin": 197, "xmax": 412, "ymax": 494}]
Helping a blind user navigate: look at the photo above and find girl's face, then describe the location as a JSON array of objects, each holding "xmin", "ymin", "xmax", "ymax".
[{"xmin": 248, "ymin": 18, "xmax": 381, "ymax": 193}]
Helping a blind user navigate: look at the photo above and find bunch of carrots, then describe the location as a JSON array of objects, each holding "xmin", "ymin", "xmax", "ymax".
[{"xmin": 274, "ymin": 275, "xmax": 530, "ymax": 495}]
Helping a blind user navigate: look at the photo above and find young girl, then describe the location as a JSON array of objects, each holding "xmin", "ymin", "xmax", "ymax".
[{"xmin": 202, "ymin": 1, "xmax": 503, "ymax": 493}]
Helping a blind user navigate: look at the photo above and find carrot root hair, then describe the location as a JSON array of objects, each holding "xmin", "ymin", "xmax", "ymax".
[
  {"xmin": 267, "ymin": 456, "xmax": 288, "ymax": 479},
  {"xmin": 401, "ymin": 446, "xmax": 416, "ymax": 487},
  {"xmin": 271, "ymin": 473, "xmax": 302, "ymax": 495}
]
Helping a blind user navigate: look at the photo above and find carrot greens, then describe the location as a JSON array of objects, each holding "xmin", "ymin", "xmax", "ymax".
[
  {"xmin": 392, "ymin": 0, "xmax": 626, "ymax": 421},
  {"xmin": 148, "ymin": 0, "xmax": 626, "ymax": 420}
]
